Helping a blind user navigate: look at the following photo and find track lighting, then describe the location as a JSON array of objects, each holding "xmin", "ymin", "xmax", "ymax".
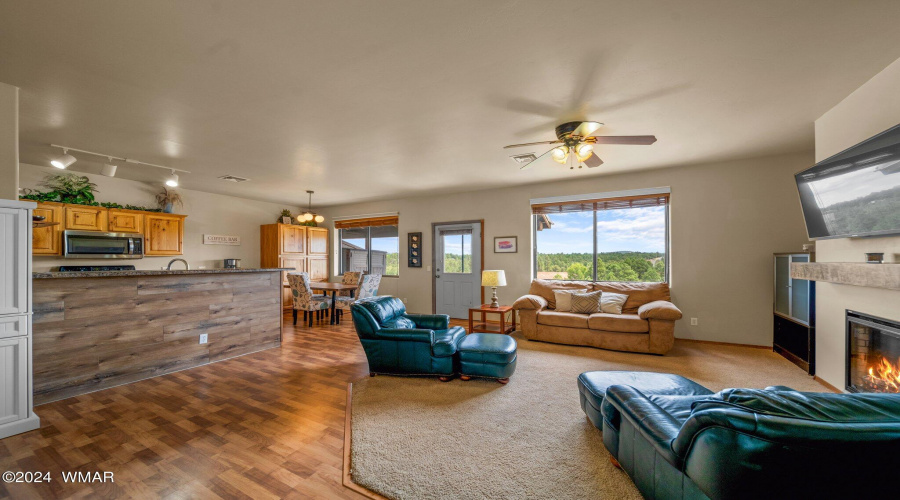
[
  {"xmin": 48, "ymin": 144, "xmax": 190, "ymax": 186},
  {"xmin": 51, "ymin": 149, "xmax": 77, "ymax": 169},
  {"xmin": 165, "ymin": 170, "xmax": 179, "ymax": 187}
]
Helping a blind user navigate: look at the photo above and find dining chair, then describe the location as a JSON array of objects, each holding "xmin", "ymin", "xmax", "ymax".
[
  {"xmin": 287, "ymin": 271, "xmax": 333, "ymax": 327},
  {"xmin": 337, "ymin": 274, "xmax": 382, "ymax": 320}
]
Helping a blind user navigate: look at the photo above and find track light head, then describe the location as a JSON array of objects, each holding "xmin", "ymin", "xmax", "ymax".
[
  {"xmin": 51, "ymin": 149, "xmax": 76, "ymax": 169},
  {"xmin": 165, "ymin": 170, "xmax": 179, "ymax": 187}
]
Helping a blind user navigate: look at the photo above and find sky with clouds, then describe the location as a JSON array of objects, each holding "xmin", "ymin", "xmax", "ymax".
[{"xmin": 536, "ymin": 206, "xmax": 666, "ymax": 254}]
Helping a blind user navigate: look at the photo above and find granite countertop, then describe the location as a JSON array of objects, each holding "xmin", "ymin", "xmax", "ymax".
[{"xmin": 33, "ymin": 268, "xmax": 292, "ymax": 279}]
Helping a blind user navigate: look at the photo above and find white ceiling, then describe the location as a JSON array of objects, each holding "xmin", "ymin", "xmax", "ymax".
[{"xmin": 2, "ymin": 1, "xmax": 900, "ymax": 206}]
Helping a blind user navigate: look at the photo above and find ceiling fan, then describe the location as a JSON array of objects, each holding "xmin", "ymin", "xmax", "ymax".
[{"xmin": 504, "ymin": 121, "xmax": 657, "ymax": 170}]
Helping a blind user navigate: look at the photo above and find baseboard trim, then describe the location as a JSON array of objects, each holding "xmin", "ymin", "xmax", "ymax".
[
  {"xmin": 675, "ymin": 338, "xmax": 770, "ymax": 349},
  {"xmin": 813, "ymin": 376, "xmax": 842, "ymax": 393},
  {"xmin": 343, "ymin": 383, "xmax": 390, "ymax": 500},
  {"xmin": 0, "ymin": 414, "xmax": 40, "ymax": 440}
]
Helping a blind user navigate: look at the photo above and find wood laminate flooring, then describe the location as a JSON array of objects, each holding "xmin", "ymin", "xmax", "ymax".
[{"xmin": 0, "ymin": 312, "xmax": 371, "ymax": 499}]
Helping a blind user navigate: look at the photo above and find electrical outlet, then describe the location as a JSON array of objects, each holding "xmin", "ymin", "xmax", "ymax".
[
  {"xmin": 690, "ymin": 318, "xmax": 698, "ymax": 326},
  {"xmin": 199, "ymin": 333, "xmax": 208, "ymax": 344},
  {"xmin": 427, "ymin": 265, "xmax": 432, "ymax": 271}
]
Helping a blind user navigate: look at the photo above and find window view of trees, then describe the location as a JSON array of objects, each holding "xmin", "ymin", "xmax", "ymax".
[
  {"xmin": 443, "ymin": 233, "xmax": 472, "ymax": 273},
  {"xmin": 534, "ymin": 205, "xmax": 668, "ymax": 282},
  {"xmin": 536, "ymin": 252, "xmax": 665, "ymax": 281}
]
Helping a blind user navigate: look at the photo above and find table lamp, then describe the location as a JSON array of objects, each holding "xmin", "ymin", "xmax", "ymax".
[{"xmin": 482, "ymin": 270, "xmax": 507, "ymax": 308}]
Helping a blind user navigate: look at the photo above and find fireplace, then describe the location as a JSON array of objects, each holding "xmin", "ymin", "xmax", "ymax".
[{"xmin": 846, "ymin": 311, "xmax": 900, "ymax": 393}]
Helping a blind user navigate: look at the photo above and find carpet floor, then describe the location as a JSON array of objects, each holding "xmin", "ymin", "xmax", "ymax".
[{"xmin": 349, "ymin": 335, "xmax": 826, "ymax": 500}]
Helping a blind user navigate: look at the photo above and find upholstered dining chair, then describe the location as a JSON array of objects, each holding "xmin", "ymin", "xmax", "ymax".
[
  {"xmin": 287, "ymin": 271, "xmax": 332, "ymax": 327},
  {"xmin": 337, "ymin": 274, "xmax": 382, "ymax": 320}
]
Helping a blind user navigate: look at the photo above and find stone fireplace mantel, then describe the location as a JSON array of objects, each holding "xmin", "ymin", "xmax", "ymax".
[{"xmin": 791, "ymin": 262, "xmax": 900, "ymax": 291}]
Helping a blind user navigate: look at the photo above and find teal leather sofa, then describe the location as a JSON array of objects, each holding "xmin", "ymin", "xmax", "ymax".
[
  {"xmin": 350, "ymin": 297, "xmax": 466, "ymax": 380},
  {"xmin": 596, "ymin": 375, "xmax": 900, "ymax": 500}
]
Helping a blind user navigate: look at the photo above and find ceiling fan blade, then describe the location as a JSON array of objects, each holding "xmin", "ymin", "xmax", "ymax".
[
  {"xmin": 587, "ymin": 135, "xmax": 657, "ymax": 145},
  {"xmin": 503, "ymin": 140, "xmax": 561, "ymax": 149},
  {"xmin": 570, "ymin": 121, "xmax": 603, "ymax": 138},
  {"xmin": 520, "ymin": 147, "xmax": 556, "ymax": 170},
  {"xmin": 583, "ymin": 155, "xmax": 604, "ymax": 168}
]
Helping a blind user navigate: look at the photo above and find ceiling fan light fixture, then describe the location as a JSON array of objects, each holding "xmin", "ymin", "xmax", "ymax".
[
  {"xmin": 575, "ymin": 143, "xmax": 593, "ymax": 161},
  {"xmin": 551, "ymin": 146, "xmax": 569, "ymax": 164}
]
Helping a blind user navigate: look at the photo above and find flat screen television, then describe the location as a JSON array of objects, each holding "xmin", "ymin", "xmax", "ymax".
[{"xmin": 795, "ymin": 123, "xmax": 900, "ymax": 239}]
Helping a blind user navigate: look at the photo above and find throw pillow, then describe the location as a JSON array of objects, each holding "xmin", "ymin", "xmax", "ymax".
[
  {"xmin": 600, "ymin": 292, "xmax": 629, "ymax": 314},
  {"xmin": 571, "ymin": 290, "xmax": 602, "ymax": 314},
  {"xmin": 553, "ymin": 290, "xmax": 576, "ymax": 312}
]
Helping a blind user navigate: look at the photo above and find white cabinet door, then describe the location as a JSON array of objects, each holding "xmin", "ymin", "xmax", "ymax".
[
  {"xmin": 0, "ymin": 315, "xmax": 26, "ymax": 340},
  {"xmin": 0, "ymin": 208, "xmax": 28, "ymax": 316},
  {"xmin": 0, "ymin": 337, "xmax": 28, "ymax": 426}
]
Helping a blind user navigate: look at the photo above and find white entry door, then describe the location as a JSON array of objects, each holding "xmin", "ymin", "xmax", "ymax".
[{"xmin": 434, "ymin": 223, "xmax": 481, "ymax": 319}]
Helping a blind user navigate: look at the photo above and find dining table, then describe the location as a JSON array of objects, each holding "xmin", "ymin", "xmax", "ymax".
[{"xmin": 309, "ymin": 282, "xmax": 358, "ymax": 325}]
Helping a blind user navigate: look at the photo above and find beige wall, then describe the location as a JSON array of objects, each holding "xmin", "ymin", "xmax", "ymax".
[
  {"xmin": 0, "ymin": 83, "xmax": 18, "ymax": 200},
  {"xmin": 20, "ymin": 163, "xmax": 301, "ymax": 272},
  {"xmin": 322, "ymin": 152, "xmax": 813, "ymax": 346},
  {"xmin": 813, "ymin": 56, "xmax": 900, "ymax": 390}
]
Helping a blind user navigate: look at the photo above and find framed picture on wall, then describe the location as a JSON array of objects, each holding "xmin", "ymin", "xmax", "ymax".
[
  {"xmin": 494, "ymin": 236, "xmax": 517, "ymax": 253},
  {"xmin": 408, "ymin": 232, "xmax": 422, "ymax": 267}
]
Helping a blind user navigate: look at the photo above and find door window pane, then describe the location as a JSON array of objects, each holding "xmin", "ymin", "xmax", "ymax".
[
  {"xmin": 443, "ymin": 233, "xmax": 472, "ymax": 274},
  {"xmin": 534, "ymin": 211, "xmax": 595, "ymax": 280},
  {"xmin": 340, "ymin": 228, "xmax": 369, "ymax": 274}
]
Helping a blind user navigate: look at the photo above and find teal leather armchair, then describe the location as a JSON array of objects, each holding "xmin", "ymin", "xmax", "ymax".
[
  {"xmin": 350, "ymin": 297, "xmax": 466, "ymax": 380},
  {"xmin": 602, "ymin": 383, "xmax": 900, "ymax": 500}
]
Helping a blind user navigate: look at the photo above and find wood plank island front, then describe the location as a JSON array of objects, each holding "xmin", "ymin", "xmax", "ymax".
[{"xmin": 31, "ymin": 269, "xmax": 288, "ymax": 404}]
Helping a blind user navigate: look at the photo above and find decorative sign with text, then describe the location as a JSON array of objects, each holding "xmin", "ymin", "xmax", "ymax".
[{"xmin": 203, "ymin": 234, "xmax": 241, "ymax": 246}]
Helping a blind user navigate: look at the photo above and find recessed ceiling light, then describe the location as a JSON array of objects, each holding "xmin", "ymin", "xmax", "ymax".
[{"xmin": 510, "ymin": 153, "xmax": 537, "ymax": 164}]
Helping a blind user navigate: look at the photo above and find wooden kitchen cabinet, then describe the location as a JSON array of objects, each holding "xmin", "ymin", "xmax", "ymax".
[
  {"xmin": 308, "ymin": 256, "xmax": 329, "ymax": 282},
  {"xmin": 261, "ymin": 223, "xmax": 330, "ymax": 311},
  {"xmin": 108, "ymin": 209, "xmax": 144, "ymax": 234},
  {"xmin": 32, "ymin": 202, "xmax": 63, "ymax": 255},
  {"xmin": 65, "ymin": 205, "xmax": 108, "ymax": 231},
  {"xmin": 281, "ymin": 225, "xmax": 307, "ymax": 254},
  {"xmin": 144, "ymin": 213, "xmax": 186, "ymax": 256},
  {"xmin": 307, "ymin": 227, "xmax": 328, "ymax": 255}
]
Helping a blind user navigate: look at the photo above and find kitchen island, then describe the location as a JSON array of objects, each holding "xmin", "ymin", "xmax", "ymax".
[{"xmin": 32, "ymin": 268, "xmax": 288, "ymax": 404}]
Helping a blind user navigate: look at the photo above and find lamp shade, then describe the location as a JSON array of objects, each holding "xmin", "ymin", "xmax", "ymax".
[{"xmin": 481, "ymin": 270, "xmax": 507, "ymax": 287}]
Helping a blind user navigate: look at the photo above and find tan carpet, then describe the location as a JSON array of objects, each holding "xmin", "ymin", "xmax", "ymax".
[{"xmin": 350, "ymin": 335, "xmax": 826, "ymax": 499}]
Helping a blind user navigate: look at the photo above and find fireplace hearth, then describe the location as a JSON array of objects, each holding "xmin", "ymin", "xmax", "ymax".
[{"xmin": 846, "ymin": 311, "xmax": 900, "ymax": 393}]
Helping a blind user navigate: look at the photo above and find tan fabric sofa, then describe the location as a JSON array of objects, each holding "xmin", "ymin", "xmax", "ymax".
[{"xmin": 512, "ymin": 280, "xmax": 682, "ymax": 355}]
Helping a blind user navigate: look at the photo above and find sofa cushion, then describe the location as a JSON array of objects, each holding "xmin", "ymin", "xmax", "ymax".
[
  {"xmin": 600, "ymin": 292, "xmax": 628, "ymax": 314},
  {"xmin": 588, "ymin": 313, "xmax": 648, "ymax": 333},
  {"xmin": 537, "ymin": 311, "xmax": 590, "ymax": 328},
  {"xmin": 383, "ymin": 316, "xmax": 416, "ymax": 329},
  {"xmin": 593, "ymin": 282, "xmax": 671, "ymax": 314},
  {"xmin": 571, "ymin": 290, "xmax": 602, "ymax": 314},
  {"xmin": 553, "ymin": 290, "xmax": 576, "ymax": 312},
  {"xmin": 529, "ymin": 279, "xmax": 591, "ymax": 309},
  {"xmin": 692, "ymin": 388, "xmax": 900, "ymax": 422}
]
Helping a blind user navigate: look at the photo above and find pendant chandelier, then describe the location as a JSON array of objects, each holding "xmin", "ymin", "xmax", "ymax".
[{"xmin": 299, "ymin": 190, "xmax": 325, "ymax": 223}]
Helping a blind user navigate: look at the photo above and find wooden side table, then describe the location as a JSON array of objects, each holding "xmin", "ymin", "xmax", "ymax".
[{"xmin": 468, "ymin": 305, "xmax": 516, "ymax": 334}]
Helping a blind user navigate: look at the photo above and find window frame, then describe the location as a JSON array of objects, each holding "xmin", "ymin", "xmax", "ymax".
[
  {"xmin": 532, "ymin": 202, "xmax": 669, "ymax": 283},
  {"xmin": 339, "ymin": 225, "xmax": 400, "ymax": 277}
]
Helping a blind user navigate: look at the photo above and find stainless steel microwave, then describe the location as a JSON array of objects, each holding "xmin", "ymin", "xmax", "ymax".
[{"xmin": 63, "ymin": 230, "xmax": 144, "ymax": 259}]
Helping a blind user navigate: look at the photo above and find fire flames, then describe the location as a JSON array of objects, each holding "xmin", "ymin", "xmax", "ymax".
[{"xmin": 864, "ymin": 357, "xmax": 900, "ymax": 393}]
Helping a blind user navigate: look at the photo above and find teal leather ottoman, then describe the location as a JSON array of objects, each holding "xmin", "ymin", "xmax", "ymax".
[{"xmin": 458, "ymin": 333, "xmax": 517, "ymax": 384}]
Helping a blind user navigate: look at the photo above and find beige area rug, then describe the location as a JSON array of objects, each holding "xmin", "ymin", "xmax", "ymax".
[{"xmin": 349, "ymin": 335, "xmax": 825, "ymax": 499}]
